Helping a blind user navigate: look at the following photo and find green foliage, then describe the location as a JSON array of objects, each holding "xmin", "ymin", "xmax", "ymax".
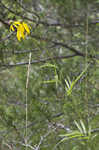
[
  {"xmin": 65, "ymin": 64, "xmax": 89, "ymax": 96},
  {"xmin": 0, "ymin": 0, "xmax": 99, "ymax": 149},
  {"xmin": 59, "ymin": 120, "xmax": 98, "ymax": 149}
]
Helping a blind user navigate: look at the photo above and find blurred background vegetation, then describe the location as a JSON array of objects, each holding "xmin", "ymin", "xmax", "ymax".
[{"xmin": 0, "ymin": 0, "xmax": 99, "ymax": 149}]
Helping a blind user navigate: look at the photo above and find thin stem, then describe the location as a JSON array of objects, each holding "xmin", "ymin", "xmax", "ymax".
[
  {"xmin": 85, "ymin": 4, "xmax": 89, "ymax": 123},
  {"xmin": 25, "ymin": 52, "xmax": 31, "ymax": 149}
]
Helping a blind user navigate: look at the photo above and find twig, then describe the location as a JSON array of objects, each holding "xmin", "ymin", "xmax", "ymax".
[
  {"xmin": 18, "ymin": 142, "xmax": 35, "ymax": 150},
  {"xmin": 34, "ymin": 129, "xmax": 56, "ymax": 150},
  {"xmin": 3, "ymin": 142, "xmax": 13, "ymax": 150},
  {"xmin": 0, "ymin": 32, "xmax": 13, "ymax": 43}
]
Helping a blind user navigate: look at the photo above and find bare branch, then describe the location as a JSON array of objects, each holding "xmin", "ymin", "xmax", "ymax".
[
  {"xmin": 52, "ymin": 41, "xmax": 85, "ymax": 57},
  {"xmin": 30, "ymin": 35, "xmax": 98, "ymax": 59},
  {"xmin": 16, "ymin": 1, "xmax": 40, "ymax": 20},
  {"xmin": 3, "ymin": 54, "xmax": 77, "ymax": 68},
  {"xmin": 0, "ymin": 1, "xmax": 37, "ymax": 23},
  {"xmin": 0, "ymin": 18, "xmax": 10, "ymax": 27}
]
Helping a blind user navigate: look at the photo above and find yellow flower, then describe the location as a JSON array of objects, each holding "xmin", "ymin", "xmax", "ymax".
[{"xmin": 10, "ymin": 21, "xmax": 30, "ymax": 41}]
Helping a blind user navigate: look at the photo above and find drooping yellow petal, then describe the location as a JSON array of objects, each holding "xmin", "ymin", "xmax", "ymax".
[
  {"xmin": 20, "ymin": 24, "xmax": 25, "ymax": 33},
  {"xmin": 17, "ymin": 30, "xmax": 21, "ymax": 41},
  {"xmin": 10, "ymin": 24, "xmax": 15, "ymax": 31},
  {"xmin": 19, "ymin": 24, "xmax": 25, "ymax": 39},
  {"xmin": 13, "ymin": 21, "xmax": 21, "ymax": 26},
  {"xmin": 10, "ymin": 22, "xmax": 20, "ymax": 32},
  {"xmin": 16, "ymin": 24, "xmax": 25, "ymax": 41},
  {"xmin": 13, "ymin": 24, "xmax": 19, "ymax": 29},
  {"xmin": 22, "ymin": 22, "xmax": 30, "ymax": 34}
]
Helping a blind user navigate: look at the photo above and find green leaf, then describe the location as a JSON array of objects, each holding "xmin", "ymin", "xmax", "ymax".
[
  {"xmin": 80, "ymin": 120, "xmax": 87, "ymax": 135},
  {"xmin": 65, "ymin": 64, "xmax": 90, "ymax": 96},
  {"xmin": 74, "ymin": 120, "xmax": 83, "ymax": 134},
  {"xmin": 40, "ymin": 63, "xmax": 57, "ymax": 69}
]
